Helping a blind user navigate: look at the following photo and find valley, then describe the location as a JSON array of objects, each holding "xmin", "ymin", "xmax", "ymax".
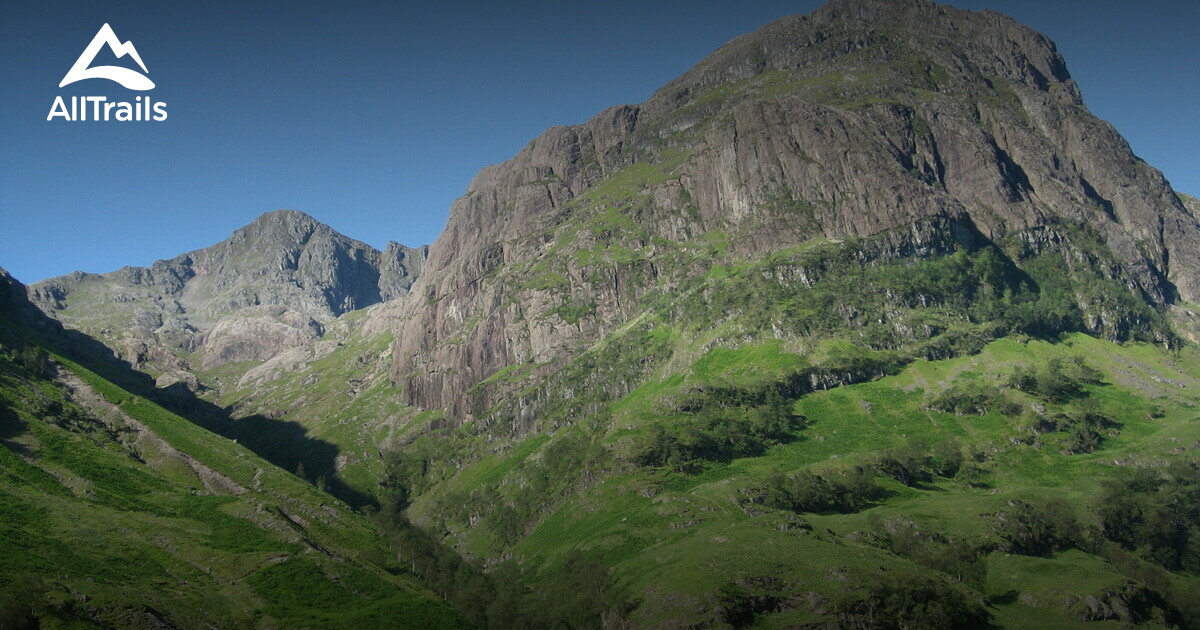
[{"xmin": 4, "ymin": 0, "xmax": 1200, "ymax": 627}]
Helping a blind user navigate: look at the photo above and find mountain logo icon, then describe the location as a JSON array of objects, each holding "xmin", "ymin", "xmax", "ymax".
[{"xmin": 59, "ymin": 23, "xmax": 155, "ymax": 91}]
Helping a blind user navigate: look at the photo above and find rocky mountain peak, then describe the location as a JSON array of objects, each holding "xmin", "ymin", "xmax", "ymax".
[
  {"xmin": 29, "ymin": 212, "xmax": 426, "ymax": 375},
  {"xmin": 813, "ymin": 0, "xmax": 937, "ymax": 21},
  {"xmin": 249, "ymin": 208, "xmax": 319, "ymax": 225},
  {"xmin": 644, "ymin": 0, "xmax": 1072, "ymax": 123},
  {"xmin": 388, "ymin": 0, "xmax": 1200, "ymax": 419},
  {"xmin": 238, "ymin": 208, "xmax": 324, "ymax": 241},
  {"xmin": 216, "ymin": 209, "xmax": 332, "ymax": 259}
]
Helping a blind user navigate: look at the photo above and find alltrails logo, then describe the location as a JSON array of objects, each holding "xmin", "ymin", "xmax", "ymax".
[{"xmin": 48, "ymin": 24, "xmax": 168, "ymax": 122}]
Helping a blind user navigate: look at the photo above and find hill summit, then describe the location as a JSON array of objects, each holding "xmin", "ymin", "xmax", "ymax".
[{"xmin": 31, "ymin": 209, "xmax": 427, "ymax": 374}]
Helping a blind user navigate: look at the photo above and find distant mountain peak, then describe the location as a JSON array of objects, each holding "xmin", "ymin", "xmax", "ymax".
[
  {"xmin": 248, "ymin": 208, "xmax": 321, "ymax": 225},
  {"xmin": 29, "ymin": 210, "xmax": 427, "ymax": 374},
  {"xmin": 235, "ymin": 209, "xmax": 329, "ymax": 244},
  {"xmin": 819, "ymin": 0, "xmax": 935, "ymax": 12}
]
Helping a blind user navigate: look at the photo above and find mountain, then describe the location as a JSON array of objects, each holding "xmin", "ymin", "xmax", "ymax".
[
  {"xmin": 31, "ymin": 209, "xmax": 427, "ymax": 378},
  {"xmin": 0, "ymin": 268, "xmax": 464, "ymax": 628},
  {"xmin": 388, "ymin": 0, "xmax": 1199, "ymax": 423},
  {"xmin": 11, "ymin": 0, "xmax": 1200, "ymax": 627},
  {"xmin": 366, "ymin": 0, "xmax": 1196, "ymax": 625}
]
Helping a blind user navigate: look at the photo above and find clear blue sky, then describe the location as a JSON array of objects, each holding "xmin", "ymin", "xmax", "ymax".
[{"xmin": 2, "ymin": 0, "xmax": 1196, "ymax": 283}]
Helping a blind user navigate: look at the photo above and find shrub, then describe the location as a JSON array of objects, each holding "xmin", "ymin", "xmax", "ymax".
[
  {"xmin": 990, "ymin": 497, "xmax": 1082, "ymax": 557},
  {"xmin": 1022, "ymin": 400, "xmax": 1117, "ymax": 454},
  {"xmin": 14, "ymin": 345, "xmax": 48, "ymax": 377},
  {"xmin": 1096, "ymin": 460, "xmax": 1200, "ymax": 573},
  {"xmin": 634, "ymin": 390, "xmax": 803, "ymax": 472},
  {"xmin": 833, "ymin": 574, "xmax": 991, "ymax": 629},
  {"xmin": 1007, "ymin": 357, "xmax": 1101, "ymax": 404},
  {"xmin": 756, "ymin": 466, "xmax": 885, "ymax": 514},
  {"xmin": 876, "ymin": 436, "xmax": 965, "ymax": 486},
  {"xmin": 928, "ymin": 380, "xmax": 1020, "ymax": 416},
  {"xmin": 878, "ymin": 519, "xmax": 987, "ymax": 589},
  {"xmin": 928, "ymin": 439, "xmax": 964, "ymax": 478}
]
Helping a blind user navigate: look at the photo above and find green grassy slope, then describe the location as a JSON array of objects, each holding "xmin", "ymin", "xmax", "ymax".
[
  {"xmin": 199, "ymin": 309, "xmax": 413, "ymax": 502},
  {"xmin": 393, "ymin": 331, "xmax": 1199, "ymax": 628},
  {"xmin": 0, "ymin": 335, "xmax": 464, "ymax": 628}
]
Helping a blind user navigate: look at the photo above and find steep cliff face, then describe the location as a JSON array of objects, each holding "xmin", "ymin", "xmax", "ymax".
[
  {"xmin": 390, "ymin": 0, "xmax": 1200, "ymax": 418},
  {"xmin": 30, "ymin": 209, "xmax": 427, "ymax": 373}
]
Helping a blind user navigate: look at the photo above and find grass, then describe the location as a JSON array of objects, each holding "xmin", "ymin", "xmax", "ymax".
[
  {"xmin": 405, "ymin": 332, "xmax": 1200, "ymax": 627},
  {"xmin": 689, "ymin": 339, "xmax": 810, "ymax": 388},
  {"xmin": 0, "ymin": 334, "xmax": 462, "ymax": 628},
  {"xmin": 249, "ymin": 558, "xmax": 466, "ymax": 629},
  {"xmin": 209, "ymin": 328, "xmax": 413, "ymax": 497}
]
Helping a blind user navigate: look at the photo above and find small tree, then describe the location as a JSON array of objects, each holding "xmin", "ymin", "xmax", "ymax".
[{"xmin": 929, "ymin": 439, "xmax": 963, "ymax": 478}]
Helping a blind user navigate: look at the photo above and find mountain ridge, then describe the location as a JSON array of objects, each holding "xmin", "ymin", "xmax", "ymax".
[{"xmin": 29, "ymin": 209, "xmax": 428, "ymax": 377}]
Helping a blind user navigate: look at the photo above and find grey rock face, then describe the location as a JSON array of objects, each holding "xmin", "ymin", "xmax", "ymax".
[
  {"xmin": 30, "ymin": 210, "xmax": 424, "ymax": 372},
  {"xmin": 379, "ymin": 242, "xmax": 430, "ymax": 302},
  {"xmin": 200, "ymin": 305, "xmax": 324, "ymax": 370},
  {"xmin": 0, "ymin": 267, "xmax": 44, "ymax": 328},
  {"xmin": 389, "ymin": 0, "xmax": 1200, "ymax": 418}
]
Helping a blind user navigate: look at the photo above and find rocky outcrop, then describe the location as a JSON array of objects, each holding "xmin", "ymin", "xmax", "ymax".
[
  {"xmin": 389, "ymin": 0, "xmax": 1200, "ymax": 419},
  {"xmin": 0, "ymin": 267, "xmax": 45, "ymax": 327},
  {"xmin": 29, "ymin": 210, "xmax": 426, "ymax": 373},
  {"xmin": 200, "ymin": 305, "xmax": 324, "ymax": 370},
  {"xmin": 380, "ymin": 241, "xmax": 429, "ymax": 301}
]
